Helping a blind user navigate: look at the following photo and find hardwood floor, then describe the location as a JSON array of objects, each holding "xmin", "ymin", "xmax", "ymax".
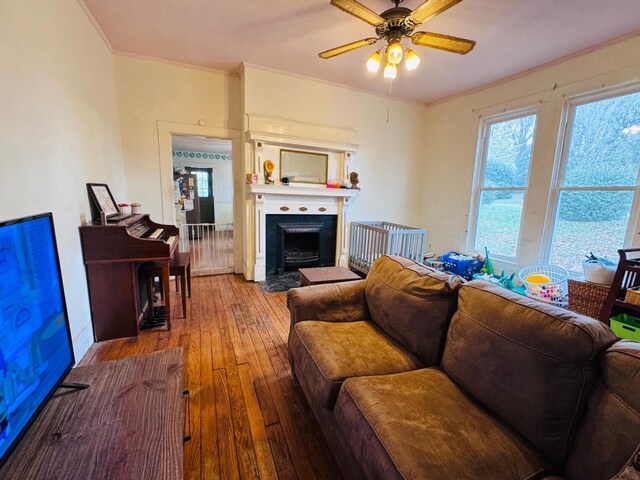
[{"xmin": 79, "ymin": 274, "xmax": 343, "ymax": 480}]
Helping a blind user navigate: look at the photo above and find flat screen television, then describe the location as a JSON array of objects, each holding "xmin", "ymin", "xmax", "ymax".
[{"xmin": 0, "ymin": 213, "xmax": 75, "ymax": 467}]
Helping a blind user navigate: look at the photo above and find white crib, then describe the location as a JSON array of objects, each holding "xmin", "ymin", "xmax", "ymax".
[{"xmin": 349, "ymin": 221, "xmax": 427, "ymax": 275}]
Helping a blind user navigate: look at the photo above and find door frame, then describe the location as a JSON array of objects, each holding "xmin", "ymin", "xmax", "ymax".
[{"xmin": 157, "ymin": 121, "xmax": 242, "ymax": 273}]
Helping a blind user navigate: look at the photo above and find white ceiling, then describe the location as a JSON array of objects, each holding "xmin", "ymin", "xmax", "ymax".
[
  {"xmin": 83, "ymin": 0, "xmax": 640, "ymax": 104},
  {"xmin": 172, "ymin": 135, "xmax": 232, "ymax": 155}
]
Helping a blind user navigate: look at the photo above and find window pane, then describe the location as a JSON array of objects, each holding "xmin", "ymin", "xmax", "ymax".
[
  {"xmin": 195, "ymin": 171, "xmax": 209, "ymax": 197},
  {"xmin": 475, "ymin": 190, "xmax": 525, "ymax": 258},
  {"xmin": 550, "ymin": 190, "xmax": 634, "ymax": 272},
  {"xmin": 564, "ymin": 92, "xmax": 640, "ymax": 186},
  {"xmin": 483, "ymin": 114, "xmax": 536, "ymax": 187}
]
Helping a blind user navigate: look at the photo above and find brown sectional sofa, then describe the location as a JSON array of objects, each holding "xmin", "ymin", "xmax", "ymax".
[{"xmin": 287, "ymin": 255, "xmax": 640, "ymax": 479}]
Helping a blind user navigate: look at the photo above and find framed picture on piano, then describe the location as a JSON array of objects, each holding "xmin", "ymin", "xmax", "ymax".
[{"xmin": 87, "ymin": 183, "xmax": 120, "ymax": 221}]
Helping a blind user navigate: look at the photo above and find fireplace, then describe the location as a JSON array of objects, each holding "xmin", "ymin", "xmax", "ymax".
[
  {"xmin": 266, "ymin": 215, "xmax": 337, "ymax": 277},
  {"xmin": 278, "ymin": 223, "xmax": 321, "ymax": 273}
]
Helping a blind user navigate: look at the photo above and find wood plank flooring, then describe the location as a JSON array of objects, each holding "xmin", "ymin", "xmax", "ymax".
[{"xmin": 79, "ymin": 274, "xmax": 343, "ymax": 480}]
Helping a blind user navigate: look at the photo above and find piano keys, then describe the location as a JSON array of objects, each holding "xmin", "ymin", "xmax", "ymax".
[{"xmin": 80, "ymin": 214, "xmax": 179, "ymax": 341}]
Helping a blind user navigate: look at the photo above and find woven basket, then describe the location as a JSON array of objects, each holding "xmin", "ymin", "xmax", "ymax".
[
  {"xmin": 568, "ymin": 279, "xmax": 610, "ymax": 319},
  {"xmin": 624, "ymin": 286, "xmax": 640, "ymax": 306}
]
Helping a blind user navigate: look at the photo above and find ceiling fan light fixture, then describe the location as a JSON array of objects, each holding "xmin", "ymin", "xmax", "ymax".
[
  {"xmin": 405, "ymin": 49, "xmax": 421, "ymax": 71},
  {"xmin": 387, "ymin": 41, "xmax": 404, "ymax": 65},
  {"xmin": 366, "ymin": 50, "xmax": 382, "ymax": 73},
  {"xmin": 383, "ymin": 62, "xmax": 397, "ymax": 80}
]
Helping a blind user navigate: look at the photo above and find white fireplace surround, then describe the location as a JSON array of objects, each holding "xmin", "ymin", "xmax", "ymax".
[
  {"xmin": 245, "ymin": 115, "xmax": 360, "ymax": 281},
  {"xmin": 250, "ymin": 185, "xmax": 358, "ymax": 281}
]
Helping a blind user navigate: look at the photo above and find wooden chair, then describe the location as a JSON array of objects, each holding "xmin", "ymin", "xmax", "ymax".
[
  {"xmin": 599, "ymin": 248, "xmax": 640, "ymax": 323},
  {"xmin": 145, "ymin": 252, "xmax": 191, "ymax": 319}
]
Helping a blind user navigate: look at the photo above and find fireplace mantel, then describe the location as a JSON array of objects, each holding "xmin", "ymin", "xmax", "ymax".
[
  {"xmin": 249, "ymin": 184, "xmax": 359, "ymax": 198},
  {"xmin": 243, "ymin": 114, "xmax": 361, "ymax": 281}
]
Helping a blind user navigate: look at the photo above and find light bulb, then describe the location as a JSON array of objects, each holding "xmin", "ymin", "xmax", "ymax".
[
  {"xmin": 366, "ymin": 51, "xmax": 382, "ymax": 73},
  {"xmin": 405, "ymin": 49, "xmax": 421, "ymax": 71},
  {"xmin": 383, "ymin": 62, "xmax": 397, "ymax": 80},
  {"xmin": 387, "ymin": 42, "xmax": 404, "ymax": 65}
]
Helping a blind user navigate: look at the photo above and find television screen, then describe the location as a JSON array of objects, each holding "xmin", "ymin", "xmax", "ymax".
[{"xmin": 0, "ymin": 213, "xmax": 75, "ymax": 466}]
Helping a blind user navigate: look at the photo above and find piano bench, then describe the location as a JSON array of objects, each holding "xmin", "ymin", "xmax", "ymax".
[{"xmin": 145, "ymin": 252, "xmax": 191, "ymax": 319}]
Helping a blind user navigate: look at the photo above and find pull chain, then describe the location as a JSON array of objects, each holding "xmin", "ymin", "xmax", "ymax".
[{"xmin": 386, "ymin": 78, "xmax": 393, "ymax": 126}]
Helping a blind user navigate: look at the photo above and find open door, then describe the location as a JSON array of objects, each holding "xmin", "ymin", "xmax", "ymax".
[{"xmin": 186, "ymin": 167, "xmax": 215, "ymax": 223}]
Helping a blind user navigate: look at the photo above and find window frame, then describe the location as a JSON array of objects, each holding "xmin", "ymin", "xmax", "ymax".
[
  {"xmin": 467, "ymin": 106, "xmax": 539, "ymax": 263},
  {"xmin": 541, "ymin": 83, "xmax": 640, "ymax": 271}
]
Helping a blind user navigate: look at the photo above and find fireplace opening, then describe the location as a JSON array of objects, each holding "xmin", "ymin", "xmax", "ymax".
[
  {"xmin": 265, "ymin": 214, "xmax": 337, "ymax": 277},
  {"xmin": 279, "ymin": 225, "xmax": 321, "ymax": 274}
]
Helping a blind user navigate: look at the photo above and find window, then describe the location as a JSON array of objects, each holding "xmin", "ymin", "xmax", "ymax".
[
  {"xmin": 186, "ymin": 169, "xmax": 210, "ymax": 198},
  {"xmin": 546, "ymin": 89, "xmax": 640, "ymax": 272},
  {"xmin": 470, "ymin": 110, "xmax": 537, "ymax": 260},
  {"xmin": 194, "ymin": 171, "xmax": 209, "ymax": 197}
]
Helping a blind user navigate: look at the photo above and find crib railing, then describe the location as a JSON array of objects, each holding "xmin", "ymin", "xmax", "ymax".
[
  {"xmin": 179, "ymin": 223, "xmax": 234, "ymax": 276},
  {"xmin": 349, "ymin": 221, "xmax": 427, "ymax": 275}
]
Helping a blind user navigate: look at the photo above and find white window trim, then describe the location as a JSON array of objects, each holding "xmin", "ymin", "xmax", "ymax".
[
  {"xmin": 541, "ymin": 81, "xmax": 640, "ymax": 271},
  {"xmin": 467, "ymin": 106, "xmax": 539, "ymax": 263}
]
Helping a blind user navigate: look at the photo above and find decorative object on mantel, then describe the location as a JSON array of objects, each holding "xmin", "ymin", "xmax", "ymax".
[
  {"xmin": 246, "ymin": 173, "xmax": 259, "ymax": 184},
  {"xmin": 318, "ymin": 0, "xmax": 476, "ymax": 80},
  {"xmin": 349, "ymin": 171, "xmax": 360, "ymax": 189},
  {"xmin": 264, "ymin": 160, "xmax": 275, "ymax": 184}
]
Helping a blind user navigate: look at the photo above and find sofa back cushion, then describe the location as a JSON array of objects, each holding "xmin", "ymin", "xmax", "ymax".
[
  {"xmin": 441, "ymin": 281, "xmax": 617, "ymax": 466},
  {"xmin": 365, "ymin": 255, "xmax": 463, "ymax": 366},
  {"xmin": 565, "ymin": 341, "xmax": 640, "ymax": 480}
]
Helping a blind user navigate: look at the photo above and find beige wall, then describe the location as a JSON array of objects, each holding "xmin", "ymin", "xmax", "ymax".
[
  {"xmin": 419, "ymin": 34, "xmax": 640, "ymax": 267},
  {"xmin": 114, "ymin": 55, "xmax": 242, "ymax": 221},
  {"xmin": 0, "ymin": 0, "xmax": 126, "ymax": 359},
  {"xmin": 242, "ymin": 66, "xmax": 429, "ymax": 224}
]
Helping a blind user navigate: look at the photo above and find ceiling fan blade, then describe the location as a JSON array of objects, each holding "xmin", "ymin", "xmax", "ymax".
[
  {"xmin": 318, "ymin": 38, "xmax": 379, "ymax": 59},
  {"xmin": 411, "ymin": 32, "xmax": 476, "ymax": 54},
  {"xmin": 330, "ymin": 0, "xmax": 385, "ymax": 26},
  {"xmin": 409, "ymin": 0, "xmax": 464, "ymax": 24}
]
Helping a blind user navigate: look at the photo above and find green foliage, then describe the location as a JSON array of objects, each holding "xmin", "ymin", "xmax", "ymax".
[{"xmin": 557, "ymin": 191, "xmax": 632, "ymax": 222}]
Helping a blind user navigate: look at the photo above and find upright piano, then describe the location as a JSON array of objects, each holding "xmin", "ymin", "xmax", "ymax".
[{"xmin": 79, "ymin": 214, "xmax": 179, "ymax": 341}]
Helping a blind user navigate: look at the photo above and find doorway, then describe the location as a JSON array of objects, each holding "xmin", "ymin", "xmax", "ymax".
[
  {"xmin": 172, "ymin": 134, "xmax": 234, "ymax": 275},
  {"xmin": 186, "ymin": 167, "xmax": 214, "ymax": 223}
]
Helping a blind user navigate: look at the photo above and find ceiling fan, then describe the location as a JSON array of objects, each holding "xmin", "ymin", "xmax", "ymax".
[{"xmin": 319, "ymin": 0, "xmax": 476, "ymax": 78}]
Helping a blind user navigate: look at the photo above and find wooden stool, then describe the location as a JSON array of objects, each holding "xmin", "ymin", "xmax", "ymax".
[{"xmin": 145, "ymin": 252, "xmax": 191, "ymax": 320}]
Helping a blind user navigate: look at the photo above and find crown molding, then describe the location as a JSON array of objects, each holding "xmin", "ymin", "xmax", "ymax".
[
  {"xmin": 115, "ymin": 52, "xmax": 240, "ymax": 77},
  {"xmin": 76, "ymin": 0, "xmax": 114, "ymax": 52},
  {"xmin": 425, "ymin": 28, "xmax": 640, "ymax": 108}
]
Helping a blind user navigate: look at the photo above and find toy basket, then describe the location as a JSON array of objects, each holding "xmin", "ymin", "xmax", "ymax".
[
  {"xmin": 624, "ymin": 286, "xmax": 640, "ymax": 306},
  {"xmin": 439, "ymin": 252, "xmax": 484, "ymax": 280},
  {"xmin": 610, "ymin": 313, "xmax": 640, "ymax": 341},
  {"xmin": 518, "ymin": 264, "xmax": 569, "ymax": 307}
]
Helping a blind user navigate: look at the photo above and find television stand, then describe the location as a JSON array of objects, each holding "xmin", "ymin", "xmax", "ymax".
[
  {"xmin": 0, "ymin": 349, "xmax": 184, "ymax": 479},
  {"xmin": 58, "ymin": 382, "xmax": 90, "ymax": 390}
]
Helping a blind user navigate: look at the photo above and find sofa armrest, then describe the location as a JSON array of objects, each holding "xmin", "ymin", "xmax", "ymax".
[
  {"xmin": 287, "ymin": 280, "xmax": 370, "ymax": 374},
  {"xmin": 287, "ymin": 280, "xmax": 370, "ymax": 327}
]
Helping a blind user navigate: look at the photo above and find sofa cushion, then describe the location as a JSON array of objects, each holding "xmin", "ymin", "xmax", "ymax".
[
  {"xmin": 290, "ymin": 320, "xmax": 422, "ymax": 409},
  {"xmin": 334, "ymin": 368, "xmax": 549, "ymax": 480},
  {"xmin": 365, "ymin": 255, "xmax": 463, "ymax": 366},
  {"xmin": 441, "ymin": 281, "xmax": 617, "ymax": 466},
  {"xmin": 565, "ymin": 341, "xmax": 640, "ymax": 480}
]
